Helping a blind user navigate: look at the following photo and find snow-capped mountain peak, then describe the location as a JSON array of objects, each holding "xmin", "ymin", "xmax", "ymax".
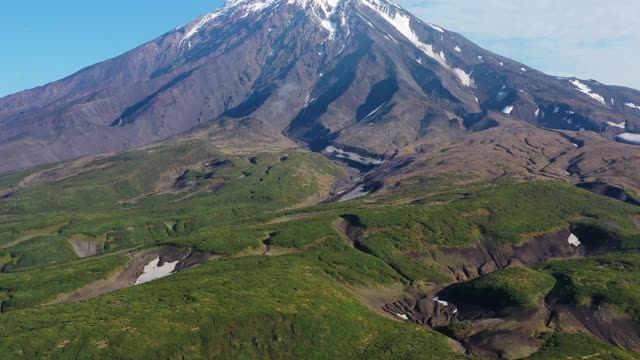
[{"xmin": 1, "ymin": 0, "xmax": 640, "ymax": 174}]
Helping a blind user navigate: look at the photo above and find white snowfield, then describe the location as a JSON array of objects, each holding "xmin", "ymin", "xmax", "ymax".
[
  {"xmin": 182, "ymin": 12, "xmax": 222, "ymax": 42},
  {"xmin": 570, "ymin": 79, "xmax": 607, "ymax": 106},
  {"xmin": 182, "ymin": 0, "xmax": 348, "ymax": 43},
  {"xmin": 433, "ymin": 296, "xmax": 449, "ymax": 306},
  {"xmin": 180, "ymin": 0, "xmax": 475, "ymax": 87},
  {"xmin": 568, "ymin": 233, "xmax": 581, "ymax": 247},
  {"xmin": 607, "ymin": 121, "xmax": 626, "ymax": 129},
  {"xmin": 502, "ymin": 105, "xmax": 514, "ymax": 115},
  {"xmin": 616, "ymin": 133, "xmax": 640, "ymax": 145},
  {"xmin": 396, "ymin": 313, "xmax": 409, "ymax": 320},
  {"xmin": 626, "ymin": 103, "xmax": 640, "ymax": 110},
  {"xmin": 135, "ymin": 257, "xmax": 180, "ymax": 285}
]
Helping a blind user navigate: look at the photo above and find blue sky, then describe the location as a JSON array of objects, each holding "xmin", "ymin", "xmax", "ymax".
[
  {"xmin": 1, "ymin": 0, "xmax": 638, "ymax": 97},
  {"xmin": 0, "ymin": 0, "xmax": 224, "ymax": 97}
]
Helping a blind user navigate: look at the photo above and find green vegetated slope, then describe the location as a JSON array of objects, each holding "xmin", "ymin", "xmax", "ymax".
[
  {"xmin": 0, "ymin": 255, "xmax": 467, "ymax": 360},
  {"xmin": 526, "ymin": 332, "xmax": 639, "ymax": 360},
  {"xmin": 539, "ymin": 253, "xmax": 640, "ymax": 320},
  {"xmin": 0, "ymin": 255, "xmax": 128, "ymax": 312},
  {"xmin": 0, "ymin": 142, "xmax": 342, "ymax": 271},
  {"xmin": 2, "ymin": 142, "xmax": 640, "ymax": 358}
]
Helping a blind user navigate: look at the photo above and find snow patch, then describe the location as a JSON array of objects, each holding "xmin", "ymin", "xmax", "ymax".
[
  {"xmin": 434, "ymin": 296, "xmax": 449, "ymax": 306},
  {"xmin": 428, "ymin": 23, "xmax": 445, "ymax": 33},
  {"xmin": 616, "ymin": 133, "xmax": 640, "ymax": 145},
  {"xmin": 535, "ymin": 108, "xmax": 540, "ymax": 117},
  {"xmin": 453, "ymin": 68, "xmax": 472, "ymax": 87},
  {"xmin": 135, "ymin": 257, "xmax": 180, "ymax": 285},
  {"xmin": 361, "ymin": 103, "xmax": 385, "ymax": 122},
  {"xmin": 626, "ymin": 103, "xmax": 640, "ymax": 110},
  {"xmin": 607, "ymin": 121, "xmax": 626, "ymax": 129},
  {"xmin": 502, "ymin": 105, "xmax": 514, "ymax": 114},
  {"xmin": 454, "ymin": 45, "xmax": 461, "ymax": 53},
  {"xmin": 570, "ymin": 79, "xmax": 607, "ymax": 106},
  {"xmin": 182, "ymin": 12, "xmax": 222, "ymax": 42},
  {"xmin": 396, "ymin": 313, "xmax": 409, "ymax": 320},
  {"xmin": 313, "ymin": 0, "xmax": 342, "ymax": 39},
  {"xmin": 568, "ymin": 233, "xmax": 581, "ymax": 247}
]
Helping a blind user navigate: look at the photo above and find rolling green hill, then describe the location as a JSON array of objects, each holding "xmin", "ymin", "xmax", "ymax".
[{"xmin": 2, "ymin": 137, "xmax": 640, "ymax": 359}]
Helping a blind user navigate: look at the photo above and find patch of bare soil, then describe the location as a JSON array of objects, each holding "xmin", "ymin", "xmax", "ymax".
[
  {"xmin": 68, "ymin": 236, "xmax": 101, "ymax": 258},
  {"xmin": 455, "ymin": 305, "xmax": 550, "ymax": 359},
  {"xmin": 350, "ymin": 284, "xmax": 414, "ymax": 320},
  {"xmin": 383, "ymin": 288, "xmax": 458, "ymax": 328},
  {"xmin": 55, "ymin": 247, "xmax": 208, "ymax": 303},
  {"xmin": 411, "ymin": 227, "xmax": 616, "ymax": 282},
  {"xmin": 333, "ymin": 215, "xmax": 368, "ymax": 251},
  {"xmin": 549, "ymin": 304, "xmax": 640, "ymax": 352}
]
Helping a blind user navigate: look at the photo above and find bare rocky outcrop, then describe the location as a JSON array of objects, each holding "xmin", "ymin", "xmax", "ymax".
[
  {"xmin": 414, "ymin": 228, "xmax": 616, "ymax": 282},
  {"xmin": 548, "ymin": 304, "xmax": 640, "ymax": 352},
  {"xmin": 382, "ymin": 227, "xmax": 626, "ymax": 358},
  {"xmin": 68, "ymin": 238, "xmax": 101, "ymax": 258},
  {"xmin": 383, "ymin": 291, "xmax": 458, "ymax": 328}
]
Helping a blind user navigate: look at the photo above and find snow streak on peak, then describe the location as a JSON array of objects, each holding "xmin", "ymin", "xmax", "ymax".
[
  {"xmin": 181, "ymin": 0, "xmax": 284, "ymax": 43},
  {"xmin": 182, "ymin": 12, "xmax": 223, "ymax": 42},
  {"xmin": 182, "ymin": 0, "xmax": 358, "ymax": 43},
  {"xmin": 570, "ymin": 79, "xmax": 607, "ymax": 106},
  {"xmin": 360, "ymin": 0, "xmax": 472, "ymax": 87}
]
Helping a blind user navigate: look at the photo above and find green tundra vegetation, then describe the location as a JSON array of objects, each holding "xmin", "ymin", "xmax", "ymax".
[
  {"xmin": 1, "ymin": 140, "xmax": 640, "ymax": 358},
  {"xmin": 538, "ymin": 253, "xmax": 640, "ymax": 320}
]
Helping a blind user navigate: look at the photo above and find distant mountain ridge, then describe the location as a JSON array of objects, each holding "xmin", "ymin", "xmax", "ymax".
[{"xmin": 1, "ymin": 0, "xmax": 640, "ymax": 173}]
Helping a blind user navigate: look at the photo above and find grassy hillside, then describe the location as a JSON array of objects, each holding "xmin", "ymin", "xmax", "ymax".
[
  {"xmin": 0, "ymin": 255, "xmax": 469, "ymax": 359},
  {"xmin": 539, "ymin": 253, "xmax": 640, "ymax": 320},
  {"xmin": 2, "ymin": 141, "xmax": 640, "ymax": 358}
]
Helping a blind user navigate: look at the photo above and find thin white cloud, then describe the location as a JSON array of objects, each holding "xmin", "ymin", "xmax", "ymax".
[{"xmin": 400, "ymin": 0, "xmax": 640, "ymax": 89}]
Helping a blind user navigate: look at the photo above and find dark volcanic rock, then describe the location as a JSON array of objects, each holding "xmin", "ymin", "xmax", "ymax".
[
  {"xmin": 549, "ymin": 304, "xmax": 640, "ymax": 352},
  {"xmin": 421, "ymin": 228, "xmax": 591, "ymax": 282},
  {"xmin": 577, "ymin": 182, "xmax": 640, "ymax": 206}
]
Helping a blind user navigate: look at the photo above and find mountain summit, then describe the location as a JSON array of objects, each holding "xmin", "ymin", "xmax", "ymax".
[{"xmin": 1, "ymin": 0, "xmax": 640, "ymax": 174}]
